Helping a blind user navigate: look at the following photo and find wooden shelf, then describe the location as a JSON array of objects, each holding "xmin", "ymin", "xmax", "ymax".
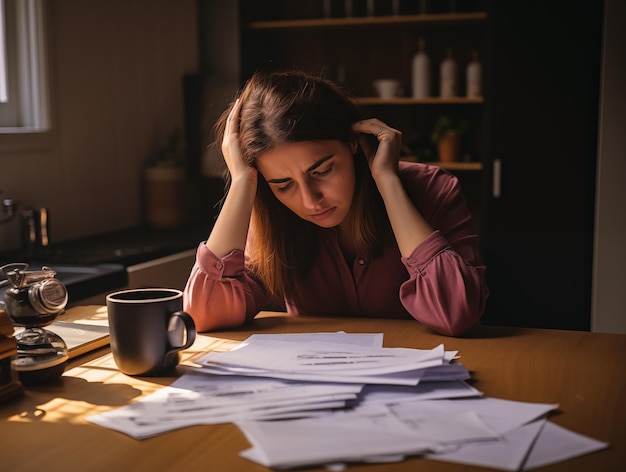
[
  {"xmin": 356, "ymin": 97, "xmax": 484, "ymax": 105},
  {"xmin": 402, "ymin": 159, "xmax": 483, "ymax": 171},
  {"xmin": 249, "ymin": 12, "xmax": 487, "ymax": 30}
]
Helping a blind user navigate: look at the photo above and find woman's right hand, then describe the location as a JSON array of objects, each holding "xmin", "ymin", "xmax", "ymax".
[
  {"xmin": 222, "ymin": 98, "xmax": 258, "ymax": 184},
  {"xmin": 207, "ymin": 98, "xmax": 258, "ymax": 257}
]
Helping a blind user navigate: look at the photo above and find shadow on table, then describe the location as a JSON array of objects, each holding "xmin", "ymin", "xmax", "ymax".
[
  {"xmin": 460, "ymin": 323, "xmax": 531, "ymax": 339},
  {"xmin": 0, "ymin": 376, "xmax": 142, "ymax": 421}
]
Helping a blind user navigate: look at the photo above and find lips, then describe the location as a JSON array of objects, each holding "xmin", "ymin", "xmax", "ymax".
[{"xmin": 310, "ymin": 207, "xmax": 336, "ymax": 221}]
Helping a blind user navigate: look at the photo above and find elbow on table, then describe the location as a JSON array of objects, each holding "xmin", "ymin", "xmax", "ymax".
[
  {"xmin": 182, "ymin": 299, "xmax": 215, "ymax": 332},
  {"xmin": 436, "ymin": 278, "xmax": 489, "ymax": 336},
  {"xmin": 183, "ymin": 290, "xmax": 248, "ymax": 333},
  {"xmin": 433, "ymin": 314, "xmax": 480, "ymax": 337},
  {"xmin": 417, "ymin": 293, "xmax": 487, "ymax": 337}
]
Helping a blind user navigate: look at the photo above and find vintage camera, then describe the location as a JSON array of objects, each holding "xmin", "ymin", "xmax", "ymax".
[{"xmin": 1, "ymin": 263, "xmax": 69, "ymax": 385}]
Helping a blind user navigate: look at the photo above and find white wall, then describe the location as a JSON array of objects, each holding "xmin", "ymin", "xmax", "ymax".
[
  {"xmin": 0, "ymin": 0, "xmax": 198, "ymax": 252},
  {"xmin": 197, "ymin": 0, "xmax": 240, "ymax": 178},
  {"xmin": 592, "ymin": 0, "xmax": 626, "ymax": 334}
]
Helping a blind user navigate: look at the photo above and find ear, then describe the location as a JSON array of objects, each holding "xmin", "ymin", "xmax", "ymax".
[{"xmin": 350, "ymin": 139, "xmax": 359, "ymax": 154}]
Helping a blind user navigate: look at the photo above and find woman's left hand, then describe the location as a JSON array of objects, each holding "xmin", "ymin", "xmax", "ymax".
[{"xmin": 352, "ymin": 119, "xmax": 403, "ymax": 180}]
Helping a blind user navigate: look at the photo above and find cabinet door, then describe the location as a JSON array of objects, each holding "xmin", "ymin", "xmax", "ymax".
[
  {"xmin": 126, "ymin": 249, "xmax": 196, "ymax": 291},
  {"xmin": 481, "ymin": 0, "xmax": 604, "ymax": 330}
]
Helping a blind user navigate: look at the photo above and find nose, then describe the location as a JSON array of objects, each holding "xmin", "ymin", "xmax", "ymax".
[{"xmin": 300, "ymin": 181, "xmax": 323, "ymax": 209}]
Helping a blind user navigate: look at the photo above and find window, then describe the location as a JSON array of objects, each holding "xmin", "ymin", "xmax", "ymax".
[
  {"xmin": 0, "ymin": 0, "xmax": 11, "ymax": 104},
  {"xmin": 0, "ymin": 0, "xmax": 49, "ymax": 131}
]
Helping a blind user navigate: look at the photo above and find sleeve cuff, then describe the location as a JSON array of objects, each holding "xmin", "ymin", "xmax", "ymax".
[
  {"xmin": 401, "ymin": 230, "xmax": 451, "ymax": 272},
  {"xmin": 195, "ymin": 243, "xmax": 245, "ymax": 278}
]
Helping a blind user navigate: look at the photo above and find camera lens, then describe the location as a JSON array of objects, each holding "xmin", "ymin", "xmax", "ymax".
[{"xmin": 28, "ymin": 279, "xmax": 68, "ymax": 314}]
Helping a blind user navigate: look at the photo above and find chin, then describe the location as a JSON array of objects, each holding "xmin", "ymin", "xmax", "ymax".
[
  {"xmin": 307, "ymin": 213, "xmax": 347, "ymax": 229},
  {"xmin": 310, "ymin": 220, "xmax": 337, "ymax": 229}
]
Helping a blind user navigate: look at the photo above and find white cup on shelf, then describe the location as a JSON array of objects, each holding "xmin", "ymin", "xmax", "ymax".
[{"xmin": 373, "ymin": 79, "xmax": 402, "ymax": 99}]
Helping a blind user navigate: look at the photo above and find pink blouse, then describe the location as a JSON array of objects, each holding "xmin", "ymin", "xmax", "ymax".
[{"xmin": 184, "ymin": 162, "xmax": 488, "ymax": 336}]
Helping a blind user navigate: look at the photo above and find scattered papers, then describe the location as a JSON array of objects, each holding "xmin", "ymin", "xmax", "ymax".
[
  {"xmin": 236, "ymin": 397, "xmax": 565, "ymax": 470},
  {"xmin": 238, "ymin": 405, "xmax": 437, "ymax": 469},
  {"xmin": 88, "ymin": 374, "xmax": 363, "ymax": 439},
  {"xmin": 87, "ymin": 331, "xmax": 609, "ymax": 470}
]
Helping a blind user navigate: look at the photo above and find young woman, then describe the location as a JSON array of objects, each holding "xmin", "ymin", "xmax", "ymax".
[{"xmin": 184, "ymin": 70, "xmax": 488, "ymax": 336}]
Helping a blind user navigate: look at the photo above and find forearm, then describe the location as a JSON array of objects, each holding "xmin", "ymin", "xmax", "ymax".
[
  {"xmin": 206, "ymin": 174, "xmax": 257, "ymax": 257},
  {"xmin": 374, "ymin": 172, "xmax": 434, "ymax": 258}
]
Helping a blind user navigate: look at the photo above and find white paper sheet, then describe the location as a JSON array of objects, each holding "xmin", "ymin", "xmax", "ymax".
[
  {"xmin": 409, "ymin": 397, "xmax": 559, "ymax": 435},
  {"xmin": 426, "ymin": 418, "xmax": 547, "ymax": 471},
  {"xmin": 197, "ymin": 340, "xmax": 447, "ymax": 374},
  {"xmin": 237, "ymin": 405, "xmax": 436, "ymax": 469},
  {"xmin": 182, "ymin": 363, "xmax": 428, "ymax": 385},
  {"xmin": 241, "ymin": 332, "xmax": 384, "ymax": 348},
  {"xmin": 523, "ymin": 421, "xmax": 609, "ymax": 469},
  {"xmin": 360, "ymin": 380, "xmax": 482, "ymax": 404}
]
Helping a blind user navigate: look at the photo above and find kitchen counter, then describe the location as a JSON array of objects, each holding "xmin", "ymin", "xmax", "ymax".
[
  {"xmin": 2, "ymin": 223, "xmax": 211, "ymax": 267},
  {"xmin": 0, "ymin": 223, "xmax": 211, "ymax": 305}
]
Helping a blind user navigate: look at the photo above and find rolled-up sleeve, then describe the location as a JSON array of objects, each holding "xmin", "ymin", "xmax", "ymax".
[
  {"xmin": 183, "ymin": 243, "xmax": 268, "ymax": 332},
  {"xmin": 396, "ymin": 163, "xmax": 488, "ymax": 336},
  {"xmin": 400, "ymin": 230, "xmax": 487, "ymax": 336}
]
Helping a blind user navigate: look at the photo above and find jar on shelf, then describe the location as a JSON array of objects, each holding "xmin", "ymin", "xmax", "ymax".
[
  {"xmin": 466, "ymin": 49, "xmax": 482, "ymax": 98},
  {"xmin": 439, "ymin": 48, "xmax": 458, "ymax": 98},
  {"xmin": 412, "ymin": 38, "xmax": 431, "ymax": 98}
]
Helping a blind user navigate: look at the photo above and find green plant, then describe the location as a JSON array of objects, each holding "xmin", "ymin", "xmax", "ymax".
[
  {"xmin": 431, "ymin": 115, "xmax": 469, "ymax": 143},
  {"xmin": 147, "ymin": 128, "xmax": 186, "ymax": 167}
]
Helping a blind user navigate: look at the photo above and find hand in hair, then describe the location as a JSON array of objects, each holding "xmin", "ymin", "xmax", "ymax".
[
  {"xmin": 223, "ymin": 98, "xmax": 258, "ymax": 185},
  {"xmin": 352, "ymin": 119, "xmax": 403, "ymax": 181},
  {"xmin": 206, "ymin": 98, "xmax": 258, "ymax": 258}
]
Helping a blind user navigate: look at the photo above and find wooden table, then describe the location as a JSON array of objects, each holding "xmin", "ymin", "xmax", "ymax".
[{"xmin": 1, "ymin": 311, "xmax": 625, "ymax": 472}]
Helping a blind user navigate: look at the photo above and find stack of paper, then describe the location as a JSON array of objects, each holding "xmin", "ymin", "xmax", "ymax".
[
  {"xmin": 87, "ymin": 332, "xmax": 609, "ymax": 470},
  {"xmin": 191, "ymin": 333, "xmax": 467, "ymax": 386}
]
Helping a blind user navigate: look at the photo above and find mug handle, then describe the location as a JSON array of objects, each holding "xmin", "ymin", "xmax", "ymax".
[{"xmin": 167, "ymin": 311, "xmax": 197, "ymax": 351}]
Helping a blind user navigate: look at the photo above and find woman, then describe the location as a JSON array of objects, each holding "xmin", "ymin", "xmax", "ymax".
[{"xmin": 184, "ymin": 70, "xmax": 488, "ymax": 336}]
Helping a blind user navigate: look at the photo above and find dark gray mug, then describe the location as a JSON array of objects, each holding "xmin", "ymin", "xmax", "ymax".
[{"xmin": 106, "ymin": 288, "xmax": 196, "ymax": 376}]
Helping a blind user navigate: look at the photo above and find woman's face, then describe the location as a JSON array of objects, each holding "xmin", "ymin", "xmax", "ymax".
[{"xmin": 256, "ymin": 140, "xmax": 357, "ymax": 228}]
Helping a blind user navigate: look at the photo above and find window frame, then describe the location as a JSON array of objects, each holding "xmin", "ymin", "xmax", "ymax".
[{"xmin": 0, "ymin": 0, "xmax": 50, "ymax": 133}]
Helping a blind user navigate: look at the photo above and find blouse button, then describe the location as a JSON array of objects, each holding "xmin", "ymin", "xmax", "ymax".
[
  {"xmin": 357, "ymin": 258, "xmax": 365, "ymax": 265},
  {"xmin": 215, "ymin": 262, "xmax": 223, "ymax": 270}
]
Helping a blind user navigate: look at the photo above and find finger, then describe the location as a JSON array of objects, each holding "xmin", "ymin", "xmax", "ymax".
[
  {"xmin": 352, "ymin": 119, "xmax": 391, "ymax": 139},
  {"xmin": 225, "ymin": 98, "xmax": 242, "ymax": 136},
  {"xmin": 356, "ymin": 132, "xmax": 378, "ymax": 159}
]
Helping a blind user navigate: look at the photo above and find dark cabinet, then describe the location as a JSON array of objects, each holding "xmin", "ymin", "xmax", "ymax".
[
  {"xmin": 481, "ymin": 0, "xmax": 604, "ymax": 330},
  {"xmin": 236, "ymin": 0, "xmax": 605, "ymax": 331},
  {"xmin": 239, "ymin": 0, "xmax": 489, "ymax": 224}
]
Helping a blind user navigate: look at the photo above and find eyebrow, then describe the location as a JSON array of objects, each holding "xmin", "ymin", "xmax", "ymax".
[{"xmin": 266, "ymin": 154, "xmax": 334, "ymax": 184}]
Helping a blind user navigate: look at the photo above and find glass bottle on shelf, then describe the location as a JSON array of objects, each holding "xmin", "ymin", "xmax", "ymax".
[
  {"xmin": 439, "ymin": 48, "xmax": 458, "ymax": 98},
  {"xmin": 412, "ymin": 38, "xmax": 431, "ymax": 98},
  {"xmin": 466, "ymin": 49, "xmax": 482, "ymax": 98}
]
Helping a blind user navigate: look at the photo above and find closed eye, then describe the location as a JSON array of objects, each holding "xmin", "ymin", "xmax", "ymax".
[
  {"xmin": 311, "ymin": 164, "xmax": 333, "ymax": 177},
  {"xmin": 267, "ymin": 155, "xmax": 334, "ymax": 193},
  {"xmin": 275, "ymin": 181, "xmax": 294, "ymax": 192}
]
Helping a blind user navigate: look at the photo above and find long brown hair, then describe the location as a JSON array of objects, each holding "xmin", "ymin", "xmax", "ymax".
[{"xmin": 214, "ymin": 70, "xmax": 392, "ymax": 310}]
